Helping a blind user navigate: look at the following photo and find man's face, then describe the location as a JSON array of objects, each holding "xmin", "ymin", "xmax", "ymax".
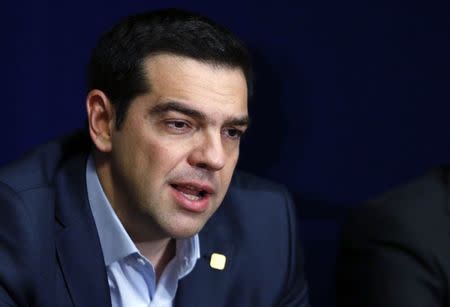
[{"xmin": 105, "ymin": 54, "xmax": 248, "ymax": 240}]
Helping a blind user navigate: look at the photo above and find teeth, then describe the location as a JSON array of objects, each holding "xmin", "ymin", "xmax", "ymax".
[
  {"xmin": 172, "ymin": 184, "xmax": 207, "ymax": 200},
  {"xmin": 181, "ymin": 191, "xmax": 201, "ymax": 201}
]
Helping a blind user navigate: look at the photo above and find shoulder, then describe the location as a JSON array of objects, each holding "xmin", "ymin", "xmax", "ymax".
[
  {"xmin": 351, "ymin": 167, "xmax": 448, "ymax": 227},
  {"xmin": 223, "ymin": 170, "xmax": 296, "ymax": 232},
  {"xmin": 212, "ymin": 169, "xmax": 298, "ymax": 256},
  {"xmin": 201, "ymin": 171, "xmax": 307, "ymax": 305},
  {"xmin": 337, "ymin": 167, "xmax": 450, "ymax": 307},
  {"xmin": 227, "ymin": 170, "xmax": 293, "ymax": 211},
  {"xmin": 0, "ymin": 131, "xmax": 90, "ymax": 225},
  {"xmin": 369, "ymin": 167, "xmax": 448, "ymax": 214},
  {"xmin": 0, "ymin": 131, "xmax": 90, "ymax": 193},
  {"xmin": 344, "ymin": 166, "xmax": 450, "ymax": 253}
]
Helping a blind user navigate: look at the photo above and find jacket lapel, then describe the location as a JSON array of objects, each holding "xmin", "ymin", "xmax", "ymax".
[
  {"xmin": 54, "ymin": 153, "xmax": 111, "ymax": 307},
  {"xmin": 175, "ymin": 195, "xmax": 235, "ymax": 307}
]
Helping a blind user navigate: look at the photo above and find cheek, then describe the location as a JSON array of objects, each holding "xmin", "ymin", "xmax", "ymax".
[
  {"xmin": 221, "ymin": 153, "xmax": 239, "ymax": 181},
  {"xmin": 143, "ymin": 138, "xmax": 191, "ymax": 174},
  {"xmin": 227, "ymin": 147, "xmax": 240, "ymax": 166}
]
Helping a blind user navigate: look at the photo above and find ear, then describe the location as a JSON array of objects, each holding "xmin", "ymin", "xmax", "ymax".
[{"xmin": 86, "ymin": 89, "xmax": 115, "ymax": 153}]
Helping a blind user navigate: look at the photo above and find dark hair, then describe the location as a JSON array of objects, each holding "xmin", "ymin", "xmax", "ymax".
[{"xmin": 87, "ymin": 8, "xmax": 253, "ymax": 128}]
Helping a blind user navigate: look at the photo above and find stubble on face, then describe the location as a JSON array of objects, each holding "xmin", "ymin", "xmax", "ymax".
[{"xmin": 98, "ymin": 54, "xmax": 249, "ymax": 242}]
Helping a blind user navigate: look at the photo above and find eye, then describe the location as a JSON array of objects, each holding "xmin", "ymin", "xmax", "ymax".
[
  {"xmin": 223, "ymin": 128, "xmax": 244, "ymax": 140},
  {"xmin": 165, "ymin": 120, "xmax": 192, "ymax": 133}
]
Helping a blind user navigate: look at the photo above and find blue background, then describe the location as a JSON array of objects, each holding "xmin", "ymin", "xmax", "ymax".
[{"xmin": 2, "ymin": 1, "xmax": 450, "ymax": 306}]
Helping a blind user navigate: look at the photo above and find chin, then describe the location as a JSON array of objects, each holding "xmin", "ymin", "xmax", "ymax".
[{"xmin": 165, "ymin": 220, "xmax": 206, "ymax": 239}]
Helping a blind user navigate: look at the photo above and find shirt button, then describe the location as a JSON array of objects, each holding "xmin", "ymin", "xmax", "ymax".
[{"xmin": 137, "ymin": 258, "xmax": 146, "ymax": 265}]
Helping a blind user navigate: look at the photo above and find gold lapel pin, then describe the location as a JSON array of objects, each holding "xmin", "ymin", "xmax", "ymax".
[{"xmin": 210, "ymin": 253, "xmax": 226, "ymax": 270}]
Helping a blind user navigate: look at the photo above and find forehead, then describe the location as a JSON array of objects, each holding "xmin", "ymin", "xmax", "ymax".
[{"xmin": 142, "ymin": 54, "xmax": 248, "ymax": 117}]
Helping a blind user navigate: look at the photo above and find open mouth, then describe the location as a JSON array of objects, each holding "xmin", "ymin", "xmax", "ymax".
[{"xmin": 170, "ymin": 184, "xmax": 209, "ymax": 201}]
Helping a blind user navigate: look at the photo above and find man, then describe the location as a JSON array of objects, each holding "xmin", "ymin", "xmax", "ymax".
[
  {"xmin": 0, "ymin": 8, "xmax": 309, "ymax": 307},
  {"xmin": 337, "ymin": 166, "xmax": 450, "ymax": 307}
]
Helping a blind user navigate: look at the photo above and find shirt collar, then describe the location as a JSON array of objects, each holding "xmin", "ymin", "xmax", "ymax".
[{"xmin": 85, "ymin": 154, "xmax": 200, "ymax": 268}]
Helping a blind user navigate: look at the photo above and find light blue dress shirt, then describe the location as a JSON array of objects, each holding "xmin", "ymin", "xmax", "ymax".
[{"xmin": 86, "ymin": 156, "xmax": 200, "ymax": 307}]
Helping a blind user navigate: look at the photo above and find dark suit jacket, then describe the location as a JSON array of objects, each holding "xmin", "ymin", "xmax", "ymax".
[
  {"xmin": 336, "ymin": 167, "xmax": 450, "ymax": 307},
  {"xmin": 0, "ymin": 132, "xmax": 309, "ymax": 307}
]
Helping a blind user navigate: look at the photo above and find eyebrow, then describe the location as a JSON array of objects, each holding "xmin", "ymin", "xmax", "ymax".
[
  {"xmin": 149, "ymin": 101, "xmax": 250, "ymax": 127},
  {"xmin": 224, "ymin": 116, "xmax": 249, "ymax": 127}
]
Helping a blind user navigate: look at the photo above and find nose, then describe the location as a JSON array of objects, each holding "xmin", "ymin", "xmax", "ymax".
[{"xmin": 188, "ymin": 132, "xmax": 226, "ymax": 171}]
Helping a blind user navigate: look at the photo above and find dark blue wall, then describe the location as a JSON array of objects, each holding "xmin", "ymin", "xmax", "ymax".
[{"xmin": 2, "ymin": 1, "xmax": 450, "ymax": 306}]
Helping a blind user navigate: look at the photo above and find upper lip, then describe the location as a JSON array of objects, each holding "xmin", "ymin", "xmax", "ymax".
[{"xmin": 170, "ymin": 181, "xmax": 215, "ymax": 195}]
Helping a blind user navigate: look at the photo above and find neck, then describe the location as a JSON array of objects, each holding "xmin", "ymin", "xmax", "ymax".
[
  {"xmin": 93, "ymin": 152, "xmax": 176, "ymax": 280},
  {"xmin": 135, "ymin": 238, "xmax": 176, "ymax": 281},
  {"xmin": 120, "ymin": 215, "xmax": 176, "ymax": 281}
]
